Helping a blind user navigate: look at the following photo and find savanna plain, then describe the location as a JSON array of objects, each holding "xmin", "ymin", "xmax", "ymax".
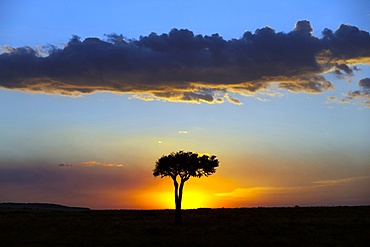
[{"xmin": 1, "ymin": 205, "xmax": 369, "ymax": 246}]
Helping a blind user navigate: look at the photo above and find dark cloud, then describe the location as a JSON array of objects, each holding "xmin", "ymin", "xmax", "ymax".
[
  {"xmin": 278, "ymin": 75, "xmax": 334, "ymax": 93},
  {"xmin": 346, "ymin": 78, "xmax": 370, "ymax": 105},
  {"xmin": 321, "ymin": 24, "xmax": 370, "ymax": 62},
  {"xmin": 352, "ymin": 65, "xmax": 362, "ymax": 72},
  {"xmin": 294, "ymin": 20, "xmax": 313, "ymax": 33},
  {"xmin": 332, "ymin": 64, "xmax": 354, "ymax": 79},
  {"xmin": 359, "ymin": 78, "xmax": 370, "ymax": 90},
  {"xmin": 347, "ymin": 78, "xmax": 370, "ymax": 100},
  {"xmin": 1, "ymin": 20, "xmax": 370, "ymax": 104},
  {"xmin": 328, "ymin": 78, "xmax": 370, "ymax": 107}
]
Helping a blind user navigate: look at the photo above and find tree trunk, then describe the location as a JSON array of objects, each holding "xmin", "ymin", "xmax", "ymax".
[
  {"xmin": 173, "ymin": 180, "xmax": 184, "ymax": 225},
  {"xmin": 175, "ymin": 197, "xmax": 182, "ymax": 225}
]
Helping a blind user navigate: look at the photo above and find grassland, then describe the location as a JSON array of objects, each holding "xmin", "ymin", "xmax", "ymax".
[{"xmin": 1, "ymin": 206, "xmax": 369, "ymax": 246}]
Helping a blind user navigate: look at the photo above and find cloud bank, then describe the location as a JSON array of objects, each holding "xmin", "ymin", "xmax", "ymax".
[
  {"xmin": 0, "ymin": 160, "xmax": 143, "ymax": 209},
  {"xmin": 1, "ymin": 20, "xmax": 370, "ymax": 104}
]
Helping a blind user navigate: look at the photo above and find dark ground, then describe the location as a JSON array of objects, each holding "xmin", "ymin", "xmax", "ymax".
[{"xmin": 1, "ymin": 206, "xmax": 369, "ymax": 246}]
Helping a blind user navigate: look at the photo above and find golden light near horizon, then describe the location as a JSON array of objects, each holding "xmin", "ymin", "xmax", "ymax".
[
  {"xmin": 135, "ymin": 182, "xmax": 214, "ymax": 209},
  {"xmin": 131, "ymin": 171, "xmax": 242, "ymax": 210},
  {"xmin": 157, "ymin": 190, "xmax": 212, "ymax": 209}
]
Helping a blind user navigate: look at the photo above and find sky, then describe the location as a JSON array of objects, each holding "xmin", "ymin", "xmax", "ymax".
[{"xmin": 1, "ymin": 0, "xmax": 370, "ymax": 209}]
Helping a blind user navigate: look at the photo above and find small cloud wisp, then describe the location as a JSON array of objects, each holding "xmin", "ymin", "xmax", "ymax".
[{"xmin": 58, "ymin": 161, "xmax": 125, "ymax": 168}]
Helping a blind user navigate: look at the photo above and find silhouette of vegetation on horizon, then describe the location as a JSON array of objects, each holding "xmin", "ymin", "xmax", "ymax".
[
  {"xmin": 0, "ymin": 202, "xmax": 90, "ymax": 211},
  {"xmin": 153, "ymin": 150, "xmax": 219, "ymax": 224}
]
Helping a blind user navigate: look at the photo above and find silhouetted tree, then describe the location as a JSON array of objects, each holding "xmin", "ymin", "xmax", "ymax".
[{"xmin": 153, "ymin": 150, "xmax": 219, "ymax": 224}]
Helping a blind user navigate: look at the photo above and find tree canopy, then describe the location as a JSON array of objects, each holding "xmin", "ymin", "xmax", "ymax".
[{"xmin": 153, "ymin": 150, "xmax": 219, "ymax": 181}]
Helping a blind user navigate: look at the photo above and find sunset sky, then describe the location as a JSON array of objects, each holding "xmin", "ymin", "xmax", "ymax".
[{"xmin": 1, "ymin": 0, "xmax": 370, "ymax": 209}]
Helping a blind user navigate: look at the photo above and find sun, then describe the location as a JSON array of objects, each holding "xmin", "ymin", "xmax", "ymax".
[
  {"xmin": 136, "ymin": 179, "xmax": 218, "ymax": 209},
  {"xmin": 181, "ymin": 191, "xmax": 209, "ymax": 209},
  {"xmin": 153, "ymin": 190, "xmax": 210, "ymax": 209}
]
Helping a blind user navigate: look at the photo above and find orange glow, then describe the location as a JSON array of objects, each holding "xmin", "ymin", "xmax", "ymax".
[
  {"xmin": 133, "ymin": 176, "xmax": 238, "ymax": 209},
  {"xmin": 134, "ymin": 186, "xmax": 213, "ymax": 209},
  {"xmin": 155, "ymin": 190, "xmax": 213, "ymax": 209}
]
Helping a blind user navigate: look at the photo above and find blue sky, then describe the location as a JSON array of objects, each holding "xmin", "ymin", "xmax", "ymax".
[
  {"xmin": 1, "ymin": 0, "xmax": 369, "ymax": 209},
  {"xmin": 2, "ymin": 0, "xmax": 370, "ymax": 46}
]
